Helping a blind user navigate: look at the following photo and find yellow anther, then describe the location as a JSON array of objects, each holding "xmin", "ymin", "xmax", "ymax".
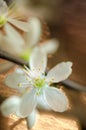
[
  {"xmin": 34, "ymin": 78, "xmax": 46, "ymax": 88},
  {"xmin": 18, "ymin": 83, "xmax": 21, "ymax": 87}
]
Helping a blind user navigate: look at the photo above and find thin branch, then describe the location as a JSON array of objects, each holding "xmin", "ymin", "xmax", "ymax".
[
  {"xmin": 0, "ymin": 49, "xmax": 29, "ymax": 67},
  {"xmin": 62, "ymin": 79, "xmax": 86, "ymax": 92}
]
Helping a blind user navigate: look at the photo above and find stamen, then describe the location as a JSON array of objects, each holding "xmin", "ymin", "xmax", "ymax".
[
  {"xmin": 24, "ymin": 65, "xmax": 30, "ymax": 72},
  {"xmin": 18, "ymin": 82, "xmax": 32, "ymax": 88},
  {"xmin": 24, "ymin": 65, "xmax": 34, "ymax": 78},
  {"xmin": 34, "ymin": 78, "xmax": 46, "ymax": 88},
  {"xmin": 23, "ymin": 68, "xmax": 31, "ymax": 78}
]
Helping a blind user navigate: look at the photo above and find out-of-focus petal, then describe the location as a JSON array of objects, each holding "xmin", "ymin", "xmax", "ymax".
[
  {"xmin": 43, "ymin": 87, "xmax": 68, "ymax": 112},
  {"xmin": 26, "ymin": 17, "xmax": 42, "ymax": 48},
  {"xmin": 40, "ymin": 39, "xmax": 59, "ymax": 54},
  {"xmin": 27, "ymin": 110, "xmax": 37, "ymax": 129},
  {"xmin": 15, "ymin": 68, "xmax": 24, "ymax": 74},
  {"xmin": 0, "ymin": 33, "xmax": 13, "ymax": 54},
  {"xmin": 4, "ymin": 23, "xmax": 25, "ymax": 55},
  {"xmin": 7, "ymin": 18, "xmax": 29, "ymax": 32},
  {"xmin": 0, "ymin": 96, "xmax": 20, "ymax": 116},
  {"xmin": 5, "ymin": 71, "xmax": 29, "ymax": 89},
  {"xmin": 29, "ymin": 48, "xmax": 47, "ymax": 76},
  {"xmin": 46, "ymin": 62, "xmax": 72, "ymax": 83},
  {"xmin": 17, "ymin": 89, "xmax": 37, "ymax": 117}
]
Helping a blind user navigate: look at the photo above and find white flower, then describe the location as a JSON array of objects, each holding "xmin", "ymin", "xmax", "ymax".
[
  {"xmin": 0, "ymin": 0, "xmax": 27, "ymax": 53},
  {"xmin": 0, "ymin": 15, "xmax": 59, "ymax": 72},
  {"xmin": 0, "ymin": 0, "xmax": 29, "ymax": 31},
  {"xmin": 0, "ymin": 0, "xmax": 29, "ymax": 72},
  {"xmin": 0, "ymin": 4, "xmax": 59, "ymax": 57},
  {"xmin": 0, "ymin": 19, "xmax": 26, "ymax": 72},
  {"xmin": 1, "ymin": 49, "xmax": 72, "ymax": 128},
  {"xmin": 0, "ymin": 0, "xmax": 29, "ymax": 54},
  {"xmin": 1, "ymin": 49, "xmax": 72, "ymax": 117},
  {"xmin": 0, "ymin": 1, "xmax": 59, "ymax": 58}
]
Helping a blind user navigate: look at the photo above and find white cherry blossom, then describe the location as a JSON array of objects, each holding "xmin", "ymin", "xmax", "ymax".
[
  {"xmin": 0, "ymin": 0, "xmax": 29, "ymax": 31},
  {"xmin": 0, "ymin": 1, "xmax": 59, "ymax": 62},
  {"xmin": 0, "ymin": 1, "xmax": 59, "ymax": 58},
  {"xmin": 0, "ymin": 14, "xmax": 59, "ymax": 72},
  {"xmin": 0, "ymin": 0, "xmax": 29, "ymax": 72},
  {"xmin": 1, "ymin": 49, "xmax": 72, "ymax": 128}
]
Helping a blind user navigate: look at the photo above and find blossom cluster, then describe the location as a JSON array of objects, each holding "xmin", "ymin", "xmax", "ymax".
[{"xmin": 0, "ymin": 0, "xmax": 72, "ymax": 129}]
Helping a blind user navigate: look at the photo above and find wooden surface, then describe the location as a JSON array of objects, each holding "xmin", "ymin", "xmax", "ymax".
[{"xmin": 0, "ymin": 111, "xmax": 81, "ymax": 130}]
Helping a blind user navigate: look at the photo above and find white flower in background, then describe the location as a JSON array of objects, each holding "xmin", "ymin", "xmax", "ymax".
[
  {"xmin": 0, "ymin": 0, "xmax": 59, "ymax": 58},
  {"xmin": 0, "ymin": 24, "xmax": 25, "ymax": 55},
  {"xmin": 0, "ymin": 1, "xmax": 59, "ymax": 59},
  {"xmin": 0, "ymin": 0, "xmax": 29, "ymax": 55},
  {"xmin": 1, "ymin": 49, "xmax": 72, "ymax": 128},
  {"xmin": 0, "ymin": 14, "xmax": 59, "ymax": 72},
  {"xmin": 0, "ymin": 0, "xmax": 29, "ymax": 73},
  {"xmin": 0, "ymin": 0, "xmax": 28, "ymax": 31}
]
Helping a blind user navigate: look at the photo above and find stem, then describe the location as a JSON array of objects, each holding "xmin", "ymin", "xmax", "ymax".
[
  {"xmin": 0, "ymin": 49, "xmax": 29, "ymax": 67},
  {"xmin": 62, "ymin": 79, "xmax": 86, "ymax": 92}
]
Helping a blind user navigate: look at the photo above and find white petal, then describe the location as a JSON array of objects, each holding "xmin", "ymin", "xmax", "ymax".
[
  {"xmin": 27, "ymin": 110, "xmax": 37, "ymax": 129},
  {"xmin": 43, "ymin": 87, "xmax": 68, "ymax": 112},
  {"xmin": 15, "ymin": 68, "xmax": 24, "ymax": 74},
  {"xmin": 17, "ymin": 89, "xmax": 37, "ymax": 117},
  {"xmin": 46, "ymin": 62, "xmax": 72, "ymax": 83},
  {"xmin": 29, "ymin": 48, "xmax": 47, "ymax": 76},
  {"xmin": 5, "ymin": 71, "xmax": 29, "ymax": 89},
  {"xmin": 26, "ymin": 17, "xmax": 42, "ymax": 48},
  {"xmin": 40, "ymin": 39, "xmax": 59, "ymax": 54},
  {"xmin": 0, "ymin": 33, "xmax": 8, "ymax": 51},
  {"xmin": 0, "ymin": 96, "xmax": 20, "ymax": 116},
  {"xmin": 7, "ymin": 18, "xmax": 29, "ymax": 32},
  {"xmin": 37, "ymin": 94, "xmax": 51, "ymax": 110},
  {"xmin": 4, "ymin": 23, "xmax": 25, "ymax": 55},
  {"xmin": 0, "ymin": 33, "xmax": 14, "ymax": 54}
]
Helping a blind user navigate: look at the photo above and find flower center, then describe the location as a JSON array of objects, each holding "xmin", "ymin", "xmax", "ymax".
[
  {"xmin": 34, "ymin": 78, "xmax": 46, "ymax": 88},
  {"xmin": 0, "ymin": 15, "xmax": 7, "ymax": 27}
]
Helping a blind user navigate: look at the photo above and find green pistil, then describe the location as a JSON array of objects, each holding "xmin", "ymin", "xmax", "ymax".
[
  {"xmin": 34, "ymin": 78, "xmax": 46, "ymax": 88},
  {"xmin": 20, "ymin": 49, "xmax": 31, "ymax": 61},
  {"xmin": 0, "ymin": 15, "xmax": 7, "ymax": 27}
]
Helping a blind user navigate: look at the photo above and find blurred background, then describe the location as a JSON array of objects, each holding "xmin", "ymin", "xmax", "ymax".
[{"xmin": 0, "ymin": 0, "xmax": 86, "ymax": 130}]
